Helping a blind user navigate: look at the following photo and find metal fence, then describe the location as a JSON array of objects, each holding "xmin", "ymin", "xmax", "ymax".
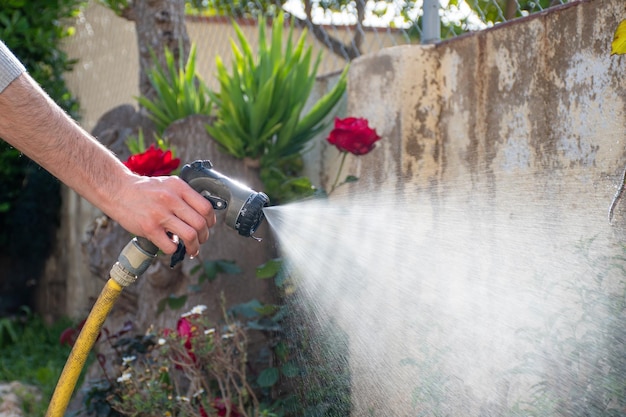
[
  {"xmin": 288, "ymin": 0, "xmax": 571, "ymax": 60},
  {"xmin": 62, "ymin": 0, "xmax": 572, "ymax": 131},
  {"xmin": 188, "ymin": 0, "xmax": 572, "ymax": 70}
]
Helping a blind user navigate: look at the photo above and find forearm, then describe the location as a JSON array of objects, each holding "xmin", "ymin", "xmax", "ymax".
[{"xmin": 0, "ymin": 73, "xmax": 133, "ymax": 217}]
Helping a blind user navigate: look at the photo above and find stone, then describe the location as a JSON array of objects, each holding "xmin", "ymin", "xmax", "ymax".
[{"xmin": 0, "ymin": 381, "xmax": 41, "ymax": 417}]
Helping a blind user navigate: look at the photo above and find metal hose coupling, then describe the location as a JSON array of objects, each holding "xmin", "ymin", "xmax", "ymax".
[{"xmin": 110, "ymin": 237, "xmax": 158, "ymax": 287}]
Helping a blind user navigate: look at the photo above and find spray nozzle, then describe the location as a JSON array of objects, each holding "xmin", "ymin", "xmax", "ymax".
[
  {"xmin": 180, "ymin": 160, "xmax": 270, "ymax": 238},
  {"xmin": 165, "ymin": 160, "xmax": 269, "ymax": 268}
]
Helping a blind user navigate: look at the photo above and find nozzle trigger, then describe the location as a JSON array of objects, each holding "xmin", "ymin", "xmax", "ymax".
[
  {"xmin": 166, "ymin": 232, "xmax": 186, "ymax": 268},
  {"xmin": 202, "ymin": 193, "xmax": 228, "ymax": 210},
  {"xmin": 170, "ymin": 241, "xmax": 186, "ymax": 268}
]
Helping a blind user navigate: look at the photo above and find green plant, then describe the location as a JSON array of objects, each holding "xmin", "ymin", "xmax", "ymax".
[
  {"xmin": 505, "ymin": 238, "xmax": 626, "ymax": 417},
  {"xmin": 0, "ymin": 0, "xmax": 81, "ymax": 301},
  {"xmin": 0, "ymin": 311, "xmax": 77, "ymax": 417},
  {"xmin": 87, "ymin": 305, "xmax": 280, "ymax": 417},
  {"xmin": 0, "ymin": 316, "xmax": 18, "ymax": 347},
  {"xmin": 137, "ymin": 43, "xmax": 212, "ymax": 134},
  {"xmin": 206, "ymin": 12, "xmax": 348, "ymax": 168}
]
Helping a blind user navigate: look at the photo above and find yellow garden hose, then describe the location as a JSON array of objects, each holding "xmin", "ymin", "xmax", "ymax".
[
  {"xmin": 45, "ymin": 237, "xmax": 158, "ymax": 417},
  {"xmin": 46, "ymin": 278, "xmax": 123, "ymax": 417}
]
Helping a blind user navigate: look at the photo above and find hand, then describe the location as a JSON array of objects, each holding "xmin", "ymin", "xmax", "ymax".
[{"xmin": 109, "ymin": 174, "xmax": 217, "ymax": 256}]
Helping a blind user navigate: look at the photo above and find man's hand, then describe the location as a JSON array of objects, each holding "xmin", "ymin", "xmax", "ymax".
[{"xmin": 110, "ymin": 174, "xmax": 217, "ymax": 256}]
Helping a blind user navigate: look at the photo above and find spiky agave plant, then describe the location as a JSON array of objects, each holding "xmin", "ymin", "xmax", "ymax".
[{"xmin": 207, "ymin": 12, "xmax": 348, "ymax": 167}]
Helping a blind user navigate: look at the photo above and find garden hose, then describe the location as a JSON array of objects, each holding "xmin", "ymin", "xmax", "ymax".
[
  {"xmin": 45, "ymin": 237, "xmax": 158, "ymax": 417},
  {"xmin": 45, "ymin": 160, "xmax": 269, "ymax": 416}
]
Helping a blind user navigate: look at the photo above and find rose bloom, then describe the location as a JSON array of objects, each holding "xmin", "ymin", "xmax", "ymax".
[
  {"xmin": 327, "ymin": 117, "xmax": 381, "ymax": 155},
  {"xmin": 123, "ymin": 144, "xmax": 180, "ymax": 176},
  {"xmin": 176, "ymin": 316, "xmax": 197, "ymax": 363}
]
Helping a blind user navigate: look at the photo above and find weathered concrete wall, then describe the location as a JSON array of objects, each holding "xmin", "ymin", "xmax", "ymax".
[{"xmin": 306, "ymin": 0, "xmax": 626, "ymax": 415}]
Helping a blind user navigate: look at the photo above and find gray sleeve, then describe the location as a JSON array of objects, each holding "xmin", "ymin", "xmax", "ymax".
[{"xmin": 0, "ymin": 41, "xmax": 26, "ymax": 93}]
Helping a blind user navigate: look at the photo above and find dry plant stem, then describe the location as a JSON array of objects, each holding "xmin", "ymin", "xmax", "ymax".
[
  {"xmin": 330, "ymin": 151, "xmax": 348, "ymax": 194},
  {"xmin": 609, "ymin": 164, "xmax": 626, "ymax": 223}
]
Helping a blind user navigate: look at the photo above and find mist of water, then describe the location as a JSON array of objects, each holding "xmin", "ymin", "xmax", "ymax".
[{"xmin": 262, "ymin": 176, "xmax": 624, "ymax": 416}]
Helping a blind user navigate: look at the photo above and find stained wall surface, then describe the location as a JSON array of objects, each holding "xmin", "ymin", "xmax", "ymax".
[{"xmin": 309, "ymin": 0, "xmax": 626, "ymax": 414}]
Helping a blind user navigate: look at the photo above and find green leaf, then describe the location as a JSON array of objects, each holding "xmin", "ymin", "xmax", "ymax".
[
  {"xmin": 198, "ymin": 261, "xmax": 218, "ymax": 283},
  {"xmin": 344, "ymin": 175, "xmax": 359, "ymax": 183},
  {"xmin": 137, "ymin": 43, "xmax": 211, "ymax": 134},
  {"xmin": 155, "ymin": 294, "xmax": 188, "ymax": 315},
  {"xmin": 256, "ymin": 258, "xmax": 283, "ymax": 279},
  {"xmin": 281, "ymin": 361, "xmax": 299, "ymax": 378},
  {"xmin": 257, "ymin": 367, "xmax": 280, "ymax": 388},
  {"xmin": 275, "ymin": 341, "xmax": 289, "ymax": 361},
  {"xmin": 612, "ymin": 20, "xmax": 626, "ymax": 55},
  {"xmin": 157, "ymin": 298, "xmax": 167, "ymax": 315},
  {"xmin": 166, "ymin": 294, "xmax": 188, "ymax": 310},
  {"xmin": 255, "ymin": 303, "xmax": 279, "ymax": 317},
  {"xmin": 216, "ymin": 260, "xmax": 242, "ymax": 275},
  {"xmin": 187, "ymin": 284, "xmax": 202, "ymax": 293},
  {"xmin": 229, "ymin": 299, "xmax": 264, "ymax": 319}
]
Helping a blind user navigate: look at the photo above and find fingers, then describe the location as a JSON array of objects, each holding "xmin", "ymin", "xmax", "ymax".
[
  {"xmin": 112, "ymin": 175, "xmax": 216, "ymax": 257},
  {"xmin": 147, "ymin": 229, "xmax": 179, "ymax": 255},
  {"xmin": 178, "ymin": 178, "xmax": 218, "ymax": 233},
  {"xmin": 155, "ymin": 176, "xmax": 216, "ymax": 255}
]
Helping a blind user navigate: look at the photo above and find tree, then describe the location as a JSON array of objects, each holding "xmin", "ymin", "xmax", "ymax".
[
  {"xmin": 465, "ymin": 0, "xmax": 562, "ymax": 23},
  {"xmin": 100, "ymin": 0, "xmax": 191, "ymax": 102}
]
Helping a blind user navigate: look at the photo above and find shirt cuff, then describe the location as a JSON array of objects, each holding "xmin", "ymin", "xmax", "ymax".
[{"xmin": 0, "ymin": 41, "xmax": 26, "ymax": 94}]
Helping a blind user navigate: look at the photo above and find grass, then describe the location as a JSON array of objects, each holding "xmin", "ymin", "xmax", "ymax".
[{"xmin": 0, "ymin": 310, "xmax": 77, "ymax": 416}]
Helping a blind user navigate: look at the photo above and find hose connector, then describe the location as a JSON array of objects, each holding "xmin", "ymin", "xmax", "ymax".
[{"xmin": 110, "ymin": 237, "xmax": 158, "ymax": 287}]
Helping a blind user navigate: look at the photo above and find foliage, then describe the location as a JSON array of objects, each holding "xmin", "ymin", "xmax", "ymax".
[
  {"xmin": 0, "ymin": 310, "xmax": 76, "ymax": 417},
  {"xmin": 612, "ymin": 20, "xmax": 626, "ymax": 56},
  {"xmin": 283, "ymin": 306, "xmax": 351, "ymax": 417},
  {"xmin": 0, "ymin": 0, "xmax": 81, "ymax": 298},
  {"xmin": 153, "ymin": 257, "xmax": 243, "ymax": 317},
  {"xmin": 0, "ymin": 0, "xmax": 81, "ymax": 118},
  {"xmin": 98, "ymin": 0, "xmax": 129, "ymax": 16},
  {"xmin": 259, "ymin": 155, "xmax": 317, "ymax": 204},
  {"xmin": 84, "ymin": 305, "xmax": 283, "ymax": 417},
  {"xmin": 185, "ymin": 0, "xmax": 286, "ymax": 19},
  {"xmin": 461, "ymin": 0, "xmax": 557, "ymax": 24},
  {"xmin": 506, "ymin": 239, "xmax": 626, "ymax": 417},
  {"xmin": 125, "ymin": 128, "xmax": 172, "ymax": 155},
  {"xmin": 205, "ymin": 11, "xmax": 347, "ymax": 203},
  {"xmin": 137, "ymin": 43, "xmax": 212, "ymax": 135},
  {"xmin": 206, "ymin": 12, "xmax": 347, "ymax": 170}
]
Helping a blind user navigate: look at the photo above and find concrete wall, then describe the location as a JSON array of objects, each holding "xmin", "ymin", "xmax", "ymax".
[{"xmin": 301, "ymin": 0, "xmax": 626, "ymax": 414}]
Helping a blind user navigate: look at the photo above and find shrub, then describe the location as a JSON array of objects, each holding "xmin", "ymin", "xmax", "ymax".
[
  {"xmin": 137, "ymin": 43, "xmax": 212, "ymax": 135},
  {"xmin": 206, "ymin": 12, "xmax": 347, "ymax": 202},
  {"xmin": 0, "ymin": 0, "xmax": 82, "ymax": 302}
]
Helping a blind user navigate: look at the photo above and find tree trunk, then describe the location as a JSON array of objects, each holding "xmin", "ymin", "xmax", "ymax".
[
  {"xmin": 134, "ymin": 0, "xmax": 190, "ymax": 102},
  {"xmin": 300, "ymin": 0, "xmax": 364, "ymax": 61}
]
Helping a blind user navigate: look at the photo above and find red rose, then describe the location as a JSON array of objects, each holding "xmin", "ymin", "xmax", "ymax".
[
  {"xmin": 123, "ymin": 144, "xmax": 180, "ymax": 176},
  {"xmin": 212, "ymin": 398, "xmax": 241, "ymax": 417},
  {"xmin": 326, "ymin": 117, "xmax": 381, "ymax": 155},
  {"xmin": 176, "ymin": 316, "xmax": 197, "ymax": 363},
  {"xmin": 59, "ymin": 327, "xmax": 77, "ymax": 347}
]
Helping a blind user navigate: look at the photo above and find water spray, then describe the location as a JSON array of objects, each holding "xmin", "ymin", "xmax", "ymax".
[{"xmin": 45, "ymin": 160, "xmax": 269, "ymax": 417}]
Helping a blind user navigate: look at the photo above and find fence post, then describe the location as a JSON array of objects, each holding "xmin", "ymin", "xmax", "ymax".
[{"xmin": 422, "ymin": 0, "xmax": 440, "ymax": 44}]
